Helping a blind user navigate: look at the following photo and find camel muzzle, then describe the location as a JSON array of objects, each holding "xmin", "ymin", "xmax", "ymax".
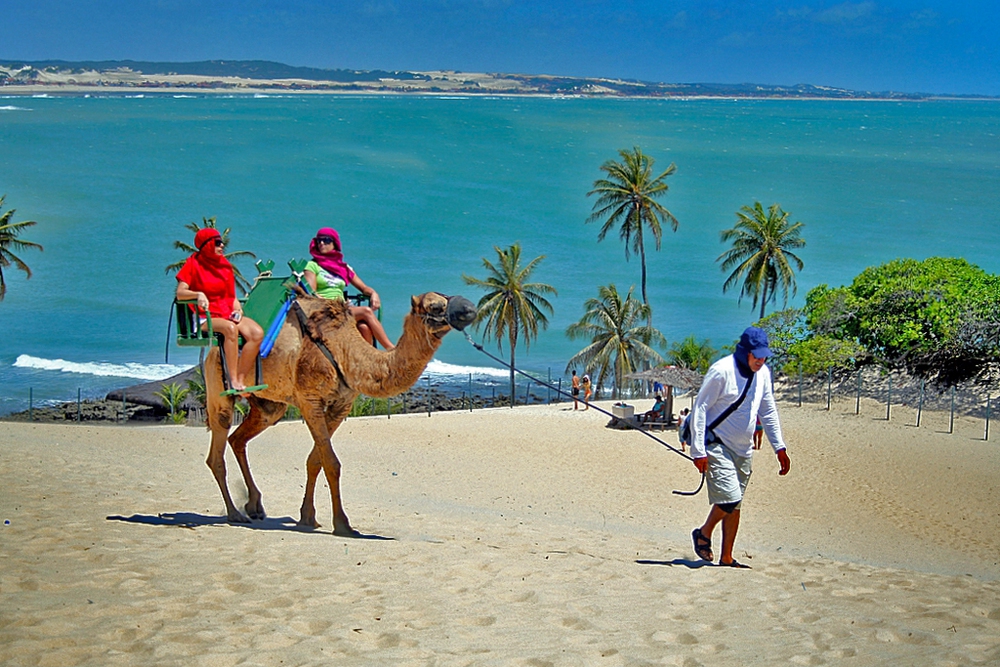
[{"xmin": 446, "ymin": 296, "xmax": 477, "ymax": 331}]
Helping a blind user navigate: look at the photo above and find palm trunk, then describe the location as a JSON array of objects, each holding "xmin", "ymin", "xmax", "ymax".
[
  {"xmin": 637, "ymin": 215, "xmax": 652, "ymax": 329},
  {"xmin": 613, "ymin": 359, "xmax": 621, "ymax": 400},
  {"xmin": 758, "ymin": 281, "xmax": 769, "ymax": 320},
  {"xmin": 509, "ymin": 329, "xmax": 517, "ymax": 408}
]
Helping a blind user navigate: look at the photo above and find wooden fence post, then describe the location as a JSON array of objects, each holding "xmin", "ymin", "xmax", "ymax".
[{"xmin": 916, "ymin": 379, "xmax": 924, "ymax": 427}]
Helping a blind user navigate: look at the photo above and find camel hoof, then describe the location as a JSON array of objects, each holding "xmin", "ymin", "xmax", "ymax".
[
  {"xmin": 333, "ymin": 525, "xmax": 361, "ymax": 538},
  {"xmin": 227, "ymin": 510, "xmax": 251, "ymax": 524},
  {"xmin": 297, "ymin": 511, "xmax": 320, "ymax": 529},
  {"xmin": 245, "ymin": 501, "xmax": 266, "ymax": 521}
]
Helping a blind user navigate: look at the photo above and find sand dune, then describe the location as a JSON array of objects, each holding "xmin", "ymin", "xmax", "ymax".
[{"xmin": 1, "ymin": 398, "xmax": 998, "ymax": 665}]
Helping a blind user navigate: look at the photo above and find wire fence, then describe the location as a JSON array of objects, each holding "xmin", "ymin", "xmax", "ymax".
[
  {"xmin": 10, "ymin": 366, "xmax": 997, "ymax": 441},
  {"xmin": 772, "ymin": 366, "xmax": 997, "ymax": 438}
]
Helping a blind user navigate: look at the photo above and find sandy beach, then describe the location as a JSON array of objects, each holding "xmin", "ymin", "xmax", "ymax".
[{"xmin": 2, "ymin": 397, "xmax": 999, "ymax": 665}]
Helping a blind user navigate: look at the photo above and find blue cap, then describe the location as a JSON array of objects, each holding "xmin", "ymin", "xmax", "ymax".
[{"xmin": 740, "ymin": 326, "xmax": 772, "ymax": 358}]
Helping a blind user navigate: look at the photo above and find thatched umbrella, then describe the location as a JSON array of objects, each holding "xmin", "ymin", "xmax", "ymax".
[
  {"xmin": 623, "ymin": 366, "xmax": 704, "ymax": 390},
  {"xmin": 623, "ymin": 366, "xmax": 704, "ymax": 422}
]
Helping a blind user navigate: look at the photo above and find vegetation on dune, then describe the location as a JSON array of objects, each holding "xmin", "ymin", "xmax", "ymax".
[
  {"xmin": 754, "ymin": 258, "xmax": 1000, "ymax": 385},
  {"xmin": 802, "ymin": 257, "xmax": 1000, "ymax": 383}
]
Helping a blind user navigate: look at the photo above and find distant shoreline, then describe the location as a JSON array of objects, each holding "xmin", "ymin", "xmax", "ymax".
[
  {"xmin": 2, "ymin": 59, "xmax": 993, "ymax": 100},
  {"xmin": 2, "ymin": 84, "xmax": 995, "ymax": 102}
]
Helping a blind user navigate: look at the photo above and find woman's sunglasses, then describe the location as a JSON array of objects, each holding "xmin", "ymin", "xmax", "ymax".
[
  {"xmin": 213, "ymin": 239, "xmax": 226, "ymax": 248},
  {"xmin": 315, "ymin": 236, "xmax": 336, "ymax": 246}
]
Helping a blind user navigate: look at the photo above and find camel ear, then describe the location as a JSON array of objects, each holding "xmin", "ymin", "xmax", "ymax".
[{"xmin": 411, "ymin": 294, "xmax": 420, "ymax": 311}]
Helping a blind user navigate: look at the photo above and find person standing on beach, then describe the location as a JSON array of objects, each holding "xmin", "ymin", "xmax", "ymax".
[
  {"xmin": 571, "ymin": 370, "xmax": 581, "ymax": 410},
  {"xmin": 582, "ymin": 374, "xmax": 592, "ymax": 410},
  {"xmin": 677, "ymin": 407, "xmax": 690, "ymax": 452},
  {"xmin": 690, "ymin": 326, "xmax": 791, "ymax": 568}
]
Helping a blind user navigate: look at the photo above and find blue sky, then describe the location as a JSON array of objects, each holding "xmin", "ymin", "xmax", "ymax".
[{"xmin": 3, "ymin": 0, "xmax": 998, "ymax": 95}]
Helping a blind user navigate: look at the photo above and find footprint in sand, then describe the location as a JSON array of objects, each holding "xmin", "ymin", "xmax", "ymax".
[
  {"xmin": 560, "ymin": 616, "xmax": 593, "ymax": 630},
  {"xmin": 460, "ymin": 616, "xmax": 497, "ymax": 627}
]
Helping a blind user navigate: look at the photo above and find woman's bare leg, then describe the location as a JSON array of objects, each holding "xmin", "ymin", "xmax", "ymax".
[
  {"xmin": 235, "ymin": 317, "xmax": 264, "ymax": 388},
  {"xmin": 211, "ymin": 318, "xmax": 244, "ymax": 390},
  {"xmin": 350, "ymin": 306, "xmax": 395, "ymax": 350},
  {"xmin": 356, "ymin": 322, "xmax": 374, "ymax": 345}
]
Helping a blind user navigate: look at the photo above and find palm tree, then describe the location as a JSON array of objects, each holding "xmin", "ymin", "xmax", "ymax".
[
  {"xmin": 165, "ymin": 217, "xmax": 257, "ymax": 296},
  {"xmin": 565, "ymin": 284, "xmax": 665, "ymax": 399},
  {"xmin": 587, "ymin": 147, "xmax": 679, "ymax": 319},
  {"xmin": 718, "ymin": 202, "xmax": 805, "ymax": 320},
  {"xmin": 0, "ymin": 195, "xmax": 43, "ymax": 301},
  {"xmin": 462, "ymin": 244, "xmax": 556, "ymax": 405},
  {"xmin": 666, "ymin": 335, "xmax": 718, "ymax": 374}
]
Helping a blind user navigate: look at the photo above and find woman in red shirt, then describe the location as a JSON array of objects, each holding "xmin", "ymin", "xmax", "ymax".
[{"xmin": 175, "ymin": 228, "xmax": 263, "ymax": 392}]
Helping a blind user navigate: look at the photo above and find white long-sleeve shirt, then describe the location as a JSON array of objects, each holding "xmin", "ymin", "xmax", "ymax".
[{"xmin": 689, "ymin": 355, "xmax": 786, "ymax": 459}]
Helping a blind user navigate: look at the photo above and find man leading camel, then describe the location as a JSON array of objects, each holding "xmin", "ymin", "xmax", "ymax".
[{"xmin": 689, "ymin": 326, "xmax": 791, "ymax": 568}]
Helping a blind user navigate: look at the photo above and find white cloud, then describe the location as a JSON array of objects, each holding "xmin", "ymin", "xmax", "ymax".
[
  {"xmin": 813, "ymin": 1, "xmax": 876, "ymax": 25},
  {"xmin": 719, "ymin": 31, "xmax": 754, "ymax": 47},
  {"xmin": 903, "ymin": 8, "xmax": 938, "ymax": 31},
  {"xmin": 779, "ymin": 6, "xmax": 814, "ymax": 20},
  {"xmin": 668, "ymin": 10, "xmax": 688, "ymax": 29}
]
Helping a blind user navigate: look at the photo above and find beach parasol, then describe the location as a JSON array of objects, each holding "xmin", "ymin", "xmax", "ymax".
[{"xmin": 623, "ymin": 366, "xmax": 704, "ymax": 390}]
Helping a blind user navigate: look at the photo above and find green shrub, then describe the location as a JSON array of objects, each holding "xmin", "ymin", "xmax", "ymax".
[
  {"xmin": 349, "ymin": 395, "xmax": 394, "ymax": 417},
  {"xmin": 154, "ymin": 382, "xmax": 190, "ymax": 422},
  {"xmin": 803, "ymin": 258, "xmax": 1000, "ymax": 381}
]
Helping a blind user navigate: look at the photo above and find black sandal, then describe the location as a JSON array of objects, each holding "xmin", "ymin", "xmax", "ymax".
[
  {"xmin": 719, "ymin": 559, "xmax": 751, "ymax": 569},
  {"xmin": 692, "ymin": 528, "xmax": 713, "ymax": 562}
]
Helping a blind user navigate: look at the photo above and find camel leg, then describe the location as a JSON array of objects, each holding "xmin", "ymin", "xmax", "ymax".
[
  {"xmin": 204, "ymin": 358, "xmax": 248, "ymax": 523},
  {"xmin": 228, "ymin": 398, "xmax": 286, "ymax": 520},
  {"xmin": 298, "ymin": 401, "xmax": 357, "ymax": 536}
]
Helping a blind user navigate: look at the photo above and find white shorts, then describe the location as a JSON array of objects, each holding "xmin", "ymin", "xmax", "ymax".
[{"xmin": 706, "ymin": 442, "xmax": 753, "ymax": 508}]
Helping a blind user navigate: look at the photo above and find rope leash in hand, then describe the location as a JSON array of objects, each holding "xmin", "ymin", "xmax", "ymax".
[{"xmin": 462, "ymin": 332, "xmax": 705, "ymax": 496}]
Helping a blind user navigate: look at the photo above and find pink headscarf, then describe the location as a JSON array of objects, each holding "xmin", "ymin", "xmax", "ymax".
[{"xmin": 309, "ymin": 227, "xmax": 354, "ymax": 283}]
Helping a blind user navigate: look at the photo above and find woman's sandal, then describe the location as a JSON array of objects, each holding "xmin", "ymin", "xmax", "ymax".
[
  {"xmin": 719, "ymin": 560, "xmax": 751, "ymax": 569},
  {"xmin": 692, "ymin": 528, "xmax": 714, "ymax": 562}
]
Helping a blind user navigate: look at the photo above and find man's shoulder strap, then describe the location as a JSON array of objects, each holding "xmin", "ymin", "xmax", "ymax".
[{"xmin": 707, "ymin": 374, "xmax": 753, "ymax": 431}]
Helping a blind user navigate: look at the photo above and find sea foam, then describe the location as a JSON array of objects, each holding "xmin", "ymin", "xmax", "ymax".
[
  {"xmin": 13, "ymin": 355, "xmax": 189, "ymax": 381},
  {"xmin": 423, "ymin": 359, "xmax": 508, "ymax": 379}
]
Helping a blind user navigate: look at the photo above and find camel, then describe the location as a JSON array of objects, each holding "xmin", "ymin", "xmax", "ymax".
[{"xmin": 202, "ymin": 291, "xmax": 476, "ymax": 536}]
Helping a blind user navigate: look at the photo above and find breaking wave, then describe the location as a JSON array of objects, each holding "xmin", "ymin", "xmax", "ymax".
[{"xmin": 13, "ymin": 355, "xmax": 189, "ymax": 381}]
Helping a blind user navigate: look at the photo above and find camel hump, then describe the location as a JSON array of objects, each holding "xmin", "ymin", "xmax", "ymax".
[{"xmin": 296, "ymin": 295, "xmax": 352, "ymax": 328}]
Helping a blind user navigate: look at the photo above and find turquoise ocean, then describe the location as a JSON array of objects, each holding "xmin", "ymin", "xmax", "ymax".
[{"xmin": 0, "ymin": 94, "xmax": 998, "ymax": 414}]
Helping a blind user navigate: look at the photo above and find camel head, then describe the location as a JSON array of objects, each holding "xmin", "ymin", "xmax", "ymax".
[{"xmin": 410, "ymin": 292, "xmax": 477, "ymax": 338}]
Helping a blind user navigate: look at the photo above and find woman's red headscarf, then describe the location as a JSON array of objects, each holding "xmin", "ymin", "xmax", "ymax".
[
  {"xmin": 176, "ymin": 227, "xmax": 235, "ymax": 319},
  {"xmin": 309, "ymin": 227, "xmax": 354, "ymax": 284}
]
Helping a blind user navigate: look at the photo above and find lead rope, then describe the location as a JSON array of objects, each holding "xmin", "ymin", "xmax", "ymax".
[{"xmin": 461, "ymin": 331, "xmax": 705, "ymax": 496}]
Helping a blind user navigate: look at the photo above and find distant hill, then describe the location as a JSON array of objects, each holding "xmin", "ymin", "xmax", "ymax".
[
  {"xmin": 0, "ymin": 59, "xmax": 426, "ymax": 82},
  {"xmin": 0, "ymin": 59, "xmax": 980, "ymax": 99}
]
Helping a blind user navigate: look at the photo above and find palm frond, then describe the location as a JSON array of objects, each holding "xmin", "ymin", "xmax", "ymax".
[
  {"xmin": 718, "ymin": 201, "xmax": 807, "ymax": 318},
  {"xmin": 586, "ymin": 147, "xmax": 679, "ymax": 306},
  {"xmin": 0, "ymin": 195, "xmax": 43, "ymax": 301},
  {"xmin": 464, "ymin": 244, "xmax": 557, "ymax": 399},
  {"xmin": 564, "ymin": 283, "xmax": 665, "ymax": 398}
]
